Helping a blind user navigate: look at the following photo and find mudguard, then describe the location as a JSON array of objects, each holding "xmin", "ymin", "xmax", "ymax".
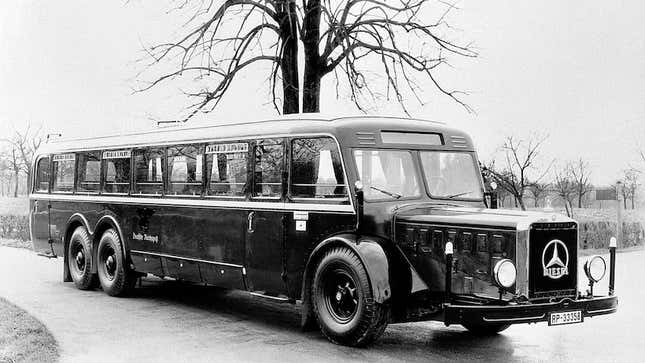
[{"xmin": 300, "ymin": 233, "xmax": 392, "ymax": 330}]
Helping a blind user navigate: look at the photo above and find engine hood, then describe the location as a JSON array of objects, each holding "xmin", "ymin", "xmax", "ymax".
[{"xmin": 395, "ymin": 205, "xmax": 576, "ymax": 230}]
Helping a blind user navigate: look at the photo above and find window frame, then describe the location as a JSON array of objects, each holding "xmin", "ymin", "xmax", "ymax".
[
  {"xmin": 101, "ymin": 149, "xmax": 133, "ymax": 196},
  {"xmin": 288, "ymin": 137, "xmax": 349, "ymax": 204},
  {"xmin": 51, "ymin": 153, "xmax": 77, "ymax": 194},
  {"xmin": 132, "ymin": 147, "xmax": 166, "ymax": 197},
  {"xmin": 251, "ymin": 138, "xmax": 286, "ymax": 201},
  {"xmin": 418, "ymin": 150, "xmax": 485, "ymax": 202},
  {"xmin": 166, "ymin": 143, "xmax": 206, "ymax": 198},
  {"xmin": 76, "ymin": 151, "xmax": 102, "ymax": 195},
  {"xmin": 204, "ymin": 140, "xmax": 250, "ymax": 200},
  {"xmin": 34, "ymin": 155, "xmax": 51, "ymax": 194},
  {"xmin": 351, "ymin": 148, "xmax": 423, "ymax": 202}
]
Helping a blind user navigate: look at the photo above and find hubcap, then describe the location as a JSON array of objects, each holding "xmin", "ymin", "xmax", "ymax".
[
  {"xmin": 324, "ymin": 268, "xmax": 358, "ymax": 323},
  {"xmin": 105, "ymin": 255, "xmax": 116, "ymax": 276},
  {"xmin": 75, "ymin": 250, "xmax": 85, "ymax": 270}
]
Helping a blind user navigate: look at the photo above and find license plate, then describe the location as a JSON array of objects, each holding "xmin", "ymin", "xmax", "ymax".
[{"xmin": 549, "ymin": 310, "xmax": 583, "ymax": 326}]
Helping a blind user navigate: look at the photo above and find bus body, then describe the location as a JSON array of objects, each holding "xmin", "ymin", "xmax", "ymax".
[{"xmin": 29, "ymin": 116, "xmax": 617, "ymax": 346}]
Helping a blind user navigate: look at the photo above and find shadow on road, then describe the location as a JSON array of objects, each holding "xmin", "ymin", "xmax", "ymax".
[{"xmin": 116, "ymin": 278, "xmax": 516, "ymax": 361}]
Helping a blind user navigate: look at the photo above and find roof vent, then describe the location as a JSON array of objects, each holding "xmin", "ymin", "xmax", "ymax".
[
  {"xmin": 450, "ymin": 135, "xmax": 468, "ymax": 148},
  {"xmin": 356, "ymin": 132, "xmax": 377, "ymax": 145}
]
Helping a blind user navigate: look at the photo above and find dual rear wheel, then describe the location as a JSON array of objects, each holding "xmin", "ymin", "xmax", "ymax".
[{"xmin": 67, "ymin": 227, "xmax": 136, "ymax": 297}]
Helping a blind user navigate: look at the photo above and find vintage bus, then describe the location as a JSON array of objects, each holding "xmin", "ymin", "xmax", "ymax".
[{"xmin": 29, "ymin": 116, "xmax": 618, "ymax": 346}]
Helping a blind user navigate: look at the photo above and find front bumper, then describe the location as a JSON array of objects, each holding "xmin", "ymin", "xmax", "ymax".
[{"xmin": 444, "ymin": 295, "xmax": 618, "ymax": 326}]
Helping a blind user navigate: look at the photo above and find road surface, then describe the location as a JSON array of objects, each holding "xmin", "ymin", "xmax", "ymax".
[{"xmin": 0, "ymin": 246, "xmax": 641, "ymax": 363}]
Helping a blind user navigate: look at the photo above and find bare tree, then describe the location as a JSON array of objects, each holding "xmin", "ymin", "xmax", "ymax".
[
  {"xmin": 553, "ymin": 166, "xmax": 576, "ymax": 217},
  {"xmin": 528, "ymin": 182, "xmax": 550, "ymax": 208},
  {"xmin": 1, "ymin": 124, "xmax": 43, "ymax": 190},
  {"xmin": 569, "ymin": 158, "xmax": 593, "ymax": 208},
  {"xmin": 622, "ymin": 168, "xmax": 640, "ymax": 209},
  {"xmin": 138, "ymin": 0, "xmax": 477, "ymax": 119},
  {"xmin": 484, "ymin": 135, "xmax": 552, "ymax": 211}
]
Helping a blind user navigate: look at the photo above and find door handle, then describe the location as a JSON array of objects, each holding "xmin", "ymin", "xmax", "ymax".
[{"xmin": 247, "ymin": 211, "xmax": 255, "ymax": 233}]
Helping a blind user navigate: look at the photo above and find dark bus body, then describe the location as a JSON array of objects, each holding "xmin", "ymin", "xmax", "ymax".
[{"xmin": 29, "ymin": 116, "xmax": 618, "ymax": 346}]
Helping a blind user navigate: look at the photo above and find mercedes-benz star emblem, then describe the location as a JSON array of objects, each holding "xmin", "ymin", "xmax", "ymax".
[{"xmin": 542, "ymin": 239, "xmax": 569, "ymax": 279}]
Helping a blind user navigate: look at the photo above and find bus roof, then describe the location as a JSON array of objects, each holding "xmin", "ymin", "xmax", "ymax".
[{"xmin": 37, "ymin": 115, "xmax": 475, "ymax": 155}]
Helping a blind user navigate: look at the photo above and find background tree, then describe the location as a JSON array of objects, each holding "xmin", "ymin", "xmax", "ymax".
[
  {"xmin": 569, "ymin": 158, "xmax": 593, "ymax": 208},
  {"xmin": 622, "ymin": 168, "xmax": 639, "ymax": 209},
  {"xmin": 527, "ymin": 182, "xmax": 550, "ymax": 208},
  {"xmin": 139, "ymin": 0, "xmax": 476, "ymax": 119},
  {"xmin": 553, "ymin": 165, "xmax": 576, "ymax": 217},
  {"xmin": 0, "ymin": 124, "xmax": 43, "ymax": 196},
  {"xmin": 484, "ymin": 135, "xmax": 551, "ymax": 211}
]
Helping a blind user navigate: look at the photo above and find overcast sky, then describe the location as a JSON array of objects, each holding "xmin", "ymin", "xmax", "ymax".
[{"xmin": 1, "ymin": 1, "xmax": 643, "ymax": 185}]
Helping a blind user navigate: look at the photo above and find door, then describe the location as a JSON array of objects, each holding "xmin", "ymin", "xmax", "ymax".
[
  {"xmin": 245, "ymin": 138, "xmax": 287, "ymax": 294},
  {"xmin": 31, "ymin": 156, "xmax": 53, "ymax": 255}
]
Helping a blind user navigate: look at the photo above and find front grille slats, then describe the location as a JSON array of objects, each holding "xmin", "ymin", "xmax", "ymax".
[{"xmin": 528, "ymin": 223, "xmax": 578, "ymax": 299}]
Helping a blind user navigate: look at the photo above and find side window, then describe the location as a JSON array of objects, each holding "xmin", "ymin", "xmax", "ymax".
[
  {"xmin": 35, "ymin": 157, "xmax": 50, "ymax": 192},
  {"xmin": 77, "ymin": 151, "xmax": 101, "ymax": 193},
  {"xmin": 253, "ymin": 139, "xmax": 284, "ymax": 198},
  {"xmin": 134, "ymin": 148, "xmax": 164, "ymax": 195},
  {"xmin": 168, "ymin": 145, "xmax": 203, "ymax": 196},
  {"xmin": 102, "ymin": 150, "xmax": 131, "ymax": 194},
  {"xmin": 291, "ymin": 137, "xmax": 348, "ymax": 201},
  {"xmin": 206, "ymin": 142, "xmax": 248, "ymax": 197},
  {"xmin": 52, "ymin": 154, "xmax": 76, "ymax": 192}
]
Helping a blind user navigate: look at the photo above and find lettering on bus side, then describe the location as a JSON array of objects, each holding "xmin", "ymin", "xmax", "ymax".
[{"xmin": 132, "ymin": 232, "xmax": 159, "ymax": 244}]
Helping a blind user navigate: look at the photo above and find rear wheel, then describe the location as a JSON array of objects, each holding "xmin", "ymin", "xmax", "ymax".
[
  {"xmin": 463, "ymin": 323, "xmax": 510, "ymax": 335},
  {"xmin": 97, "ymin": 229, "xmax": 136, "ymax": 297},
  {"xmin": 312, "ymin": 247, "xmax": 389, "ymax": 347},
  {"xmin": 67, "ymin": 226, "xmax": 97, "ymax": 290}
]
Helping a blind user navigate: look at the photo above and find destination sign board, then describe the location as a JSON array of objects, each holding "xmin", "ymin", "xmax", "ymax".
[{"xmin": 103, "ymin": 150, "xmax": 131, "ymax": 159}]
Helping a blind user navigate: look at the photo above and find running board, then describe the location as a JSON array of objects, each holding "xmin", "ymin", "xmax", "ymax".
[{"xmin": 249, "ymin": 291, "xmax": 292, "ymax": 303}]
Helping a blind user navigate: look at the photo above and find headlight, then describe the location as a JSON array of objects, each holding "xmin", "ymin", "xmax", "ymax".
[
  {"xmin": 493, "ymin": 259, "xmax": 516, "ymax": 289},
  {"xmin": 584, "ymin": 256, "xmax": 606, "ymax": 283}
]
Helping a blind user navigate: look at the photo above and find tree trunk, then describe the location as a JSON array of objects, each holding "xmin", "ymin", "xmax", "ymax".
[
  {"xmin": 302, "ymin": 0, "xmax": 322, "ymax": 113},
  {"xmin": 578, "ymin": 194, "xmax": 583, "ymax": 208},
  {"xmin": 563, "ymin": 201, "xmax": 571, "ymax": 217},
  {"xmin": 13, "ymin": 169, "xmax": 19, "ymax": 198},
  {"xmin": 518, "ymin": 197, "xmax": 526, "ymax": 211},
  {"xmin": 277, "ymin": 1, "xmax": 300, "ymax": 114}
]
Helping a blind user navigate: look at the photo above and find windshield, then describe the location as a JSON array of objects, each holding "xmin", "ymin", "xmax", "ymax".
[
  {"xmin": 353, "ymin": 150, "xmax": 419, "ymax": 200},
  {"xmin": 419, "ymin": 151, "xmax": 483, "ymax": 200}
]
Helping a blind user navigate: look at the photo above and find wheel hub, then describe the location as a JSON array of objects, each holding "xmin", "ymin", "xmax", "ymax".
[
  {"xmin": 105, "ymin": 255, "xmax": 116, "ymax": 275},
  {"xmin": 75, "ymin": 251, "xmax": 85, "ymax": 270},
  {"xmin": 324, "ymin": 270, "xmax": 358, "ymax": 323}
]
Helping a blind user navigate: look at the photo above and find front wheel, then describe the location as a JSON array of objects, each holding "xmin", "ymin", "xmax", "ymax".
[
  {"xmin": 97, "ymin": 229, "xmax": 136, "ymax": 297},
  {"xmin": 312, "ymin": 247, "xmax": 389, "ymax": 347},
  {"xmin": 462, "ymin": 323, "xmax": 510, "ymax": 336}
]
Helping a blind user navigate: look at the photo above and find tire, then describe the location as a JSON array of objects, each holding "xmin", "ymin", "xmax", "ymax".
[
  {"xmin": 463, "ymin": 323, "xmax": 510, "ymax": 336},
  {"xmin": 67, "ymin": 226, "xmax": 97, "ymax": 290},
  {"xmin": 96, "ymin": 228, "xmax": 136, "ymax": 297},
  {"xmin": 312, "ymin": 247, "xmax": 389, "ymax": 347}
]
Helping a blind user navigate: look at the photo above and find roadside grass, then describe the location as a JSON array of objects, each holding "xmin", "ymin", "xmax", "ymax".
[
  {"xmin": 0, "ymin": 197, "xmax": 28, "ymax": 216},
  {"xmin": 0, "ymin": 297, "xmax": 59, "ymax": 363},
  {"xmin": 0, "ymin": 239, "xmax": 32, "ymax": 250}
]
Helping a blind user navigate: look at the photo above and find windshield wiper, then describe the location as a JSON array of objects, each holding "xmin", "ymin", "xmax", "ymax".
[
  {"xmin": 370, "ymin": 186, "xmax": 402, "ymax": 199},
  {"xmin": 446, "ymin": 191, "xmax": 472, "ymax": 199}
]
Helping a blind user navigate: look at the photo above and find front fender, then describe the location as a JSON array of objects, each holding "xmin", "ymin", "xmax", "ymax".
[{"xmin": 306, "ymin": 233, "xmax": 392, "ymax": 304}]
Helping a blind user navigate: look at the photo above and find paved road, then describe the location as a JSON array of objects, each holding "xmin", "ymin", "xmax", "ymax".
[{"xmin": 0, "ymin": 246, "xmax": 641, "ymax": 363}]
